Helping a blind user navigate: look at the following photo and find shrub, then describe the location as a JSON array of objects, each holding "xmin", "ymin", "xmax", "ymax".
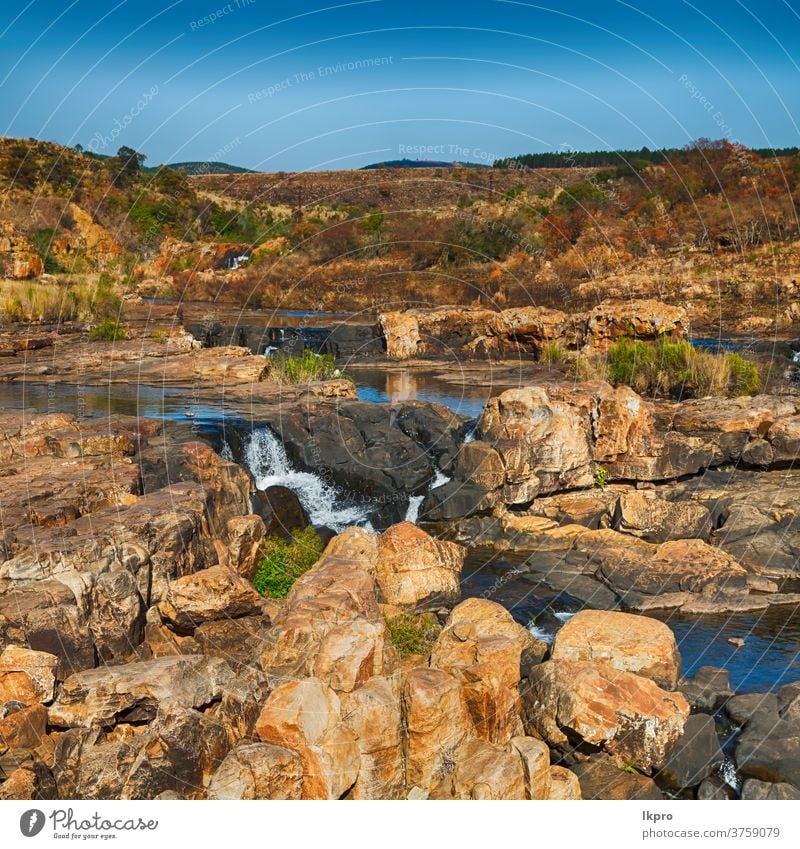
[
  {"xmin": 385, "ymin": 612, "xmax": 441, "ymax": 659},
  {"xmin": 594, "ymin": 466, "xmax": 609, "ymax": 488},
  {"xmin": 728, "ymin": 352, "xmax": 761, "ymax": 396},
  {"xmin": 252, "ymin": 526, "xmax": 324, "ymax": 598},
  {"xmin": 88, "ymin": 317, "xmax": 127, "ymax": 341},
  {"xmin": 541, "ymin": 340, "xmax": 565, "ymax": 365},
  {"xmin": 604, "ymin": 335, "xmax": 761, "ymax": 398},
  {"xmin": 267, "ymin": 349, "xmax": 342, "ymax": 384}
]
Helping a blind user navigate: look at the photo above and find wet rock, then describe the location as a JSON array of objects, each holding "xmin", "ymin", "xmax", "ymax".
[
  {"xmin": 254, "ymin": 678, "xmax": 359, "ymax": 800},
  {"xmin": 733, "ymin": 693, "xmax": 800, "ymax": 786},
  {"xmin": 403, "ymin": 667, "xmax": 473, "ymax": 790},
  {"xmin": 48, "ymin": 655, "xmax": 238, "ymax": 729},
  {"xmin": 547, "ymin": 765, "xmax": 582, "ymax": 799},
  {"xmin": 451, "ymin": 738, "xmax": 526, "ymax": 799},
  {"xmin": 551, "ymin": 609, "xmax": 681, "ymax": 690},
  {"xmin": 157, "ymin": 565, "xmax": 263, "ymax": 635},
  {"xmin": 522, "ymin": 660, "xmax": 689, "ymax": 771},
  {"xmin": 340, "ymin": 676, "xmax": 404, "ymax": 799},
  {"xmin": 571, "ymin": 756, "xmax": 663, "ymax": 800},
  {"xmin": 613, "ymin": 491, "xmax": 712, "ymax": 543},
  {"xmin": 510, "ymin": 735, "xmax": 551, "ymax": 799},
  {"xmin": 421, "ymin": 480, "xmax": 496, "ymax": 521},
  {"xmin": 0, "ymin": 646, "xmax": 58, "ymax": 706},
  {"xmin": 207, "ymin": 743, "xmax": 303, "ymax": 800},
  {"xmin": 697, "ymin": 775, "xmax": 735, "ymax": 800},
  {"xmin": 679, "ymin": 666, "xmax": 734, "ymax": 713},
  {"xmin": 658, "ymin": 714, "xmax": 724, "ymax": 790},
  {"xmin": 376, "ymin": 522, "xmax": 465, "ymax": 610},
  {"xmin": 253, "ymin": 485, "xmax": 310, "ymax": 540},
  {"xmin": 741, "ymin": 779, "xmax": 800, "ymax": 800}
]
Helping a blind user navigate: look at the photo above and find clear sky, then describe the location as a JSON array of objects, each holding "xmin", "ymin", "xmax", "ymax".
[{"xmin": 2, "ymin": 0, "xmax": 799, "ymax": 170}]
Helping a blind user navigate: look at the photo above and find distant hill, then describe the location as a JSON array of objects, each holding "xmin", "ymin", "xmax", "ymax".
[
  {"xmin": 168, "ymin": 161, "xmax": 255, "ymax": 175},
  {"xmin": 361, "ymin": 158, "xmax": 490, "ymax": 170}
]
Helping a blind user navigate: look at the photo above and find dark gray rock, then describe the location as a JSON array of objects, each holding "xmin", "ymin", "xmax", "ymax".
[
  {"xmin": 741, "ymin": 779, "xmax": 800, "ymax": 800},
  {"xmin": 680, "ymin": 666, "xmax": 735, "ymax": 713},
  {"xmin": 657, "ymin": 714, "xmax": 724, "ymax": 790}
]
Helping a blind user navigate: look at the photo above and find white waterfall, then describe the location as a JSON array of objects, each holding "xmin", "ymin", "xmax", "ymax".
[
  {"xmin": 403, "ymin": 464, "xmax": 452, "ymax": 523},
  {"xmin": 244, "ymin": 428, "xmax": 372, "ymax": 532}
]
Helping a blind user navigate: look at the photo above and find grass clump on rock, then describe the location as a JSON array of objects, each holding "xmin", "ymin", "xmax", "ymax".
[
  {"xmin": 88, "ymin": 317, "xmax": 127, "ymax": 341},
  {"xmin": 252, "ymin": 525, "xmax": 324, "ymax": 598},
  {"xmin": 266, "ymin": 349, "xmax": 343, "ymax": 384},
  {"xmin": 385, "ymin": 612, "xmax": 442, "ymax": 659},
  {"xmin": 602, "ymin": 335, "xmax": 761, "ymax": 398}
]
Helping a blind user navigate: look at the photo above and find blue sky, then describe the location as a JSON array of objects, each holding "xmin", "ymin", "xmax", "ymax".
[{"xmin": 1, "ymin": 0, "xmax": 799, "ymax": 170}]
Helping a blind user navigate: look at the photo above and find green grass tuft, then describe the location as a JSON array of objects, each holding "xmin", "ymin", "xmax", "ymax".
[{"xmin": 251, "ymin": 526, "xmax": 324, "ymax": 598}]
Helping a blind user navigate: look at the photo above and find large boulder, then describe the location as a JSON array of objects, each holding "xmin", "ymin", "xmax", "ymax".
[
  {"xmin": 585, "ymin": 299, "xmax": 687, "ymax": 349},
  {"xmin": 156, "ymin": 565, "xmax": 263, "ymax": 635},
  {"xmin": 679, "ymin": 666, "xmax": 734, "ymax": 713},
  {"xmin": 52, "ymin": 706, "xmax": 230, "ymax": 799},
  {"xmin": 478, "ymin": 386, "xmax": 594, "ymax": 500},
  {"xmin": 254, "ymin": 679, "xmax": 360, "ymax": 800},
  {"xmin": 207, "ymin": 743, "xmax": 303, "ymax": 800},
  {"xmin": 253, "ymin": 485, "xmax": 310, "ymax": 540},
  {"xmin": 657, "ymin": 714, "xmax": 724, "ymax": 790},
  {"xmin": 551, "ymin": 610, "xmax": 681, "ymax": 689},
  {"xmin": 340, "ymin": 676, "xmax": 404, "ymax": 799},
  {"xmin": 522, "ymin": 660, "xmax": 689, "ymax": 771},
  {"xmin": 734, "ymin": 693, "xmax": 800, "ymax": 787},
  {"xmin": 376, "ymin": 522, "xmax": 465, "ymax": 610},
  {"xmin": 430, "ymin": 598, "xmax": 544, "ymax": 744},
  {"xmin": 225, "ymin": 515, "xmax": 266, "ymax": 580},
  {"xmin": 589, "ymin": 532, "xmax": 748, "ymax": 598},
  {"xmin": 403, "ymin": 667, "xmax": 473, "ymax": 790}
]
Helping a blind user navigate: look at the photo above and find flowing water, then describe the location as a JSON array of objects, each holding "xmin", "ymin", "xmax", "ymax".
[
  {"xmin": 5, "ymin": 326, "xmax": 800, "ymax": 696},
  {"xmin": 243, "ymin": 427, "xmax": 373, "ymax": 532}
]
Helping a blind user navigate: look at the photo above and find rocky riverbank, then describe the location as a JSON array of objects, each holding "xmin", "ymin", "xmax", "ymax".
[{"xmin": 0, "ymin": 312, "xmax": 799, "ymax": 801}]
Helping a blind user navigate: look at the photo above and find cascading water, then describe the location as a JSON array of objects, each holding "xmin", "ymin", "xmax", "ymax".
[
  {"xmin": 220, "ymin": 440, "xmax": 234, "ymax": 461},
  {"xmin": 244, "ymin": 427, "xmax": 372, "ymax": 532},
  {"xmin": 403, "ymin": 465, "xmax": 453, "ymax": 523},
  {"xmin": 527, "ymin": 621, "xmax": 555, "ymax": 644},
  {"xmin": 720, "ymin": 755, "xmax": 742, "ymax": 795}
]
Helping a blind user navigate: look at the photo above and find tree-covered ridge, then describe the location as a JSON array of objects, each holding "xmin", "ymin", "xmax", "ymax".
[{"xmin": 495, "ymin": 140, "xmax": 800, "ymax": 170}]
